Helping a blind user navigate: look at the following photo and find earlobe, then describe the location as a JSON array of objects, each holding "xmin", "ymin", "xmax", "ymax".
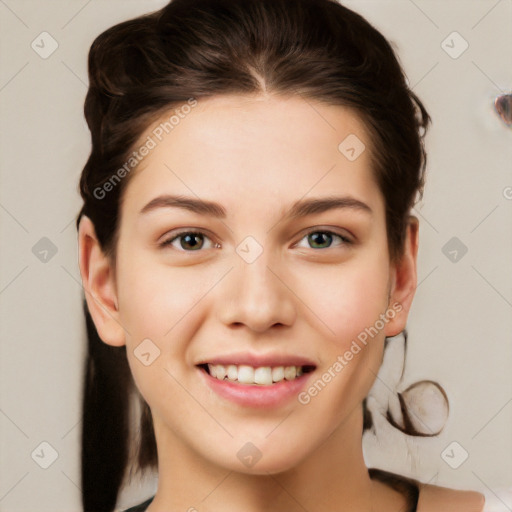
[
  {"xmin": 77, "ymin": 215, "xmax": 126, "ymax": 347},
  {"xmin": 384, "ymin": 216, "xmax": 419, "ymax": 337}
]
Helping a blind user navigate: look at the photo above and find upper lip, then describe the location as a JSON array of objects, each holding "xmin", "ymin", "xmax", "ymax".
[{"xmin": 196, "ymin": 352, "xmax": 316, "ymax": 368}]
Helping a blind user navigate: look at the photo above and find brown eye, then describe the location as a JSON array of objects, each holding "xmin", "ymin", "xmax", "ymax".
[{"xmin": 160, "ymin": 231, "xmax": 217, "ymax": 251}]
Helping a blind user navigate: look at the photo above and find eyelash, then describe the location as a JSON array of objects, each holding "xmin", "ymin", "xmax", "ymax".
[{"xmin": 159, "ymin": 228, "xmax": 352, "ymax": 252}]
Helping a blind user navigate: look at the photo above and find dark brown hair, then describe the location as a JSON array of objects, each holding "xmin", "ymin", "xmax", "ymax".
[{"xmin": 76, "ymin": 1, "xmax": 437, "ymax": 510}]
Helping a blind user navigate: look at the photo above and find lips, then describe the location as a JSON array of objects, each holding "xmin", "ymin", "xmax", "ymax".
[{"xmin": 195, "ymin": 353, "xmax": 316, "ymax": 407}]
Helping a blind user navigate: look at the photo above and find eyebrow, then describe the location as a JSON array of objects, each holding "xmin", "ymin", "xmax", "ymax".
[{"xmin": 138, "ymin": 194, "xmax": 372, "ymax": 219}]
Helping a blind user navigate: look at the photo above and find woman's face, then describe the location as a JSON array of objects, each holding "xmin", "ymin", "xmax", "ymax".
[{"xmin": 81, "ymin": 93, "xmax": 417, "ymax": 474}]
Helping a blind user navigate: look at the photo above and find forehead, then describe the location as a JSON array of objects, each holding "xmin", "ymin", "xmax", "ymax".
[{"xmin": 121, "ymin": 94, "xmax": 383, "ymax": 218}]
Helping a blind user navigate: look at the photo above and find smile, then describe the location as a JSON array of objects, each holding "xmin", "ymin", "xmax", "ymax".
[
  {"xmin": 197, "ymin": 362, "xmax": 316, "ymax": 408},
  {"xmin": 201, "ymin": 363, "xmax": 316, "ymax": 386}
]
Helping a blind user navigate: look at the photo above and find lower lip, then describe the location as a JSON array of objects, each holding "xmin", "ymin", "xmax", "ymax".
[{"xmin": 199, "ymin": 367, "xmax": 313, "ymax": 408}]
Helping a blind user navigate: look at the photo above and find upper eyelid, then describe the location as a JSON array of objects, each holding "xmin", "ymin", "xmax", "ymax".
[{"xmin": 312, "ymin": 226, "xmax": 351, "ymax": 237}]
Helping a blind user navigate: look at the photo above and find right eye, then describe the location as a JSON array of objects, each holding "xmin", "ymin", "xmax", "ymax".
[{"xmin": 159, "ymin": 230, "xmax": 219, "ymax": 252}]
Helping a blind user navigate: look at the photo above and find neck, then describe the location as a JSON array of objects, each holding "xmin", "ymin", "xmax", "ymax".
[{"xmin": 147, "ymin": 408, "xmax": 380, "ymax": 512}]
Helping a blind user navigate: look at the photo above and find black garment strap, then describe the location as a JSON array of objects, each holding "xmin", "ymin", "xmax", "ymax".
[
  {"xmin": 369, "ymin": 467, "xmax": 420, "ymax": 512},
  {"xmin": 123, "ymin": 469, "xmax": 420, "ymax": 512}
]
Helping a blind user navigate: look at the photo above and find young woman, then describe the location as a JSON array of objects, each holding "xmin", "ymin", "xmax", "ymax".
[{"xmin": 76, "ymin": 0, "xmax": 487, "ymax": 510}]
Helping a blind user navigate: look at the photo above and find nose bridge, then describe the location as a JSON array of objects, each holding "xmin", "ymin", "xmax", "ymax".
[{"xmin": 219, "ymin": 241, "xmax": 296, "ymax": 332}]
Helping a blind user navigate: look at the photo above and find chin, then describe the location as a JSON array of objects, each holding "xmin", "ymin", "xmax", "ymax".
[{"xmin": 210, "ymin": 439, "xmax": 311, "ymax": 476}]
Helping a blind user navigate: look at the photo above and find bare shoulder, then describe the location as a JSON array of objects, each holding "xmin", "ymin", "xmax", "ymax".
[{"xmin": 417, "ymin": 483, "xmax": 486, "ymax": 512}]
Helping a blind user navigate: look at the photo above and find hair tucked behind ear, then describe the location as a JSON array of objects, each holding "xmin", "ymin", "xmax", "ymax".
[
  {"xmin": 76, "ymin": 0, "xmax": 437, "ymax": 510},
  {"xmin": 81, "ymin": 297, "xmax": 158, "ymax": 512},
  {"xmin": 81, "ymin": 299, "xmax": 133, "ymax": 512}
]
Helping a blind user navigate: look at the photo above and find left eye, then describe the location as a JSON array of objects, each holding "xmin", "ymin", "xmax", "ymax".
[
  {"xmin": 160, "ymin": 231, "xmax": 217, "ymax": 251},
  {"xmin": 296, "ymin": 230, "xmax": 351, "ymax": 249}
]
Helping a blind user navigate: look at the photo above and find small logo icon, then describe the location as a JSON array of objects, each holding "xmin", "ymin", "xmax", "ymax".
[
  {"xmin": 134, "ymin": 338, "xmax": 160, "ymax": 366},
  {"xmin": 31, "ymin": 441, "xmax": 59, "ymax": 469},
  {"xmin": 32, "ymin": 237, "xmax": 58, "ymax": 263},
  {"xmin": 236, "ymin": 236, "xmax": 263, "ymax": 264},
  {"xmin": 338, "ymin": 134, "xmax": 366, "ymax": 161},
  {"xmin": 441, "ymin": 31, "xmax": 469, "ymax": 59},
  {"xmin": 503, "ymin": 186, "xmax": 512, "ymax": 200},
  {"xmin": 442, "ymin": 237, "xmax": 468, "ymax": 263},
  {"xmin": 237, "ymin": 442, "xmax": 262, "ymax": 468},
  {"xmin": 441, "ymin": 441, "xmax": 469, "ymax": 469},
  {"xmin": 31, "ymin": 32, "xmax": 59, "ymax": 59}
]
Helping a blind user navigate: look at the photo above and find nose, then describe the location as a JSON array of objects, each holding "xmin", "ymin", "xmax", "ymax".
[{"xmin": 217, "ymin": 249, "xmax": 296, "ymax": 333}]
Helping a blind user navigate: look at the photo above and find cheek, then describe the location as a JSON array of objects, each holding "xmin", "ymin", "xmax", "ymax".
[
  {"xmin": 302, "ymin": 256, "xmax": 390, "ymax": 346},
  {"xmin": 116, "ymin": 255, "xmax": 214, "ymax": 405},
  {"xmin": 116, "ymin": 252, "xmax": 220, "ymax": 348},
  {"xmin": 296, "ymin": 259, "xmax": 390, "ymax": 427}
]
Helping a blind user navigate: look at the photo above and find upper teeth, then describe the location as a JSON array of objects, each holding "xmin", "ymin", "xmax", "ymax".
[{"xmin": 207, "ymin": 364, "xmax": 304, "ymax": 385}]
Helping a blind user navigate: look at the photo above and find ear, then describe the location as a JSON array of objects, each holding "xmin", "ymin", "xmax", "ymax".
[
  {"xmin": 384, "ymin": 216, "xmax": 419, "ymax": 337},
  {"xmin": 78, "ymin": 215, "xmax": 126, "ymax": 347}
]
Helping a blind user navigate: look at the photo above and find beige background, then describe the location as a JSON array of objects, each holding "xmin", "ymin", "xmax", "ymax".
[{"xmin": 0, "ymin": 1, "xmax": 511, "ymax": 510}]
